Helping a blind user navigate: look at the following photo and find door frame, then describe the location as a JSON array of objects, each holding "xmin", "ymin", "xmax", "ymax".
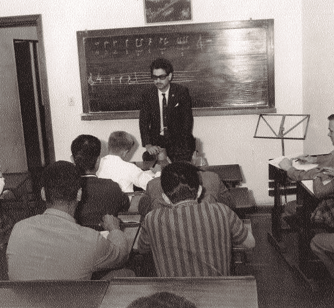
[{"xmin": 0, "ymin": 14, "xmax": 55, "ymax": 164}]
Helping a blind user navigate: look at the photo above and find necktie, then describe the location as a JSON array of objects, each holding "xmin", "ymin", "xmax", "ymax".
[{"xmin": 162, "ymin": 93, "xmax": 167, "ymax": 134}]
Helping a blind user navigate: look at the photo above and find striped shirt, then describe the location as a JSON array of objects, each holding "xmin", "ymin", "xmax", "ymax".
[{"xmin": 137, "ymin": 200, "xmax": 248, "ymax": 277}]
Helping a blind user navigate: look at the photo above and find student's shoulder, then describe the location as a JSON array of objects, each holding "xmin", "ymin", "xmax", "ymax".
[
  {"xmin": 91, "ymin": 177, "xmax": 123, "ymax": 189},
  {"xmin": 199, "ymin": 170, "xmax": 220, "ymax": 181},
  {"xmin": 201, "ymin": 199, "xmax": 231, "ymax": 213}
]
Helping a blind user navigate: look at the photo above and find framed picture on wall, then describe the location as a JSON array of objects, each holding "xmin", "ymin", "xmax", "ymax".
[{"xmin": 144, "ymin": 0, "xmax": 192, "ymax": 24}]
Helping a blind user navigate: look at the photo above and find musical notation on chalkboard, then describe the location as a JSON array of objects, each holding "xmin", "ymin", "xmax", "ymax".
[
  {"xmin": 77, "ymin": 19, "xmax": 275, "ymax": 120},
  {"xmin": 87, "ymin": 70, "xmax": 198, "ymax": 86}
]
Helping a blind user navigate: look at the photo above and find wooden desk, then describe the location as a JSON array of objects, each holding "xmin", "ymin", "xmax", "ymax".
[
  {"xmin": 268, "ymin": 163, "xmax": 297, "ymax": 246},
  {"xmin": 268, "ymin": 164, "xmax": 325, "ymax": 281},
  {"xmin": 100, "ymin": 277, "xmax": 258, "ymax": 308},
  {"xmin": 0, "ymin": 280, "xmax": 108, "ymax": 308},
  {"xmin": 296, "ymin": 180, "xmax": 322, "ymax": 278},
  {"xmin": 202, "ymin": 164, "xmax": 243, "ymax": 188},
  {"xmin": 135, "ymin": 162, "xmax": 244, "ymax": 188}
]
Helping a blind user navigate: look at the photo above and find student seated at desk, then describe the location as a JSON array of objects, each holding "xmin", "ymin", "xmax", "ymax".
[
  {"xmin": 71, "ymin": 134, "xmax": 130, "ymax": 227},
  {"xmin": 310, "ymin": 168, "xmax": 334, "ymax": 281},
  {"xmin": 97, "ymin": 131, "xmax": 160, "ymax": 193},
  {"xmin": 138, "ymin": 136, "xmax": 236, "ymax": 217},
  {"xmin": 137, "ymin": 161, "xmax": 255, "ymax": 277},
  {"xmin": 279, "ymin": 114, "xmax": 334, "ymax": 181},
  {"xmin": 6, "ymin": 161, "xmax": 129, "ymax": 280}
]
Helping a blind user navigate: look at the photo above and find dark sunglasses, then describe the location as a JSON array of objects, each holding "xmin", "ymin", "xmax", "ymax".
[{"xmin": 151, "ymin": 74, "xmax": 168, "ymax": 80}]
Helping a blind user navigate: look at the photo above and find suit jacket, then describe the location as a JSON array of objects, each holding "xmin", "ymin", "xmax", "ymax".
[
  {"xmin": 139, "ymin": 83, "xmax": 193, "ymax": 147},
  {"xmin": 138, "ymin": 170, "xmax": 236, "ymax": 217}
]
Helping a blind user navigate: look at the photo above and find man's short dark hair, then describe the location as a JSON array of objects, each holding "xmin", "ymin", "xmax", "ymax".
[
  {"xmin": 168, "ymin": 135, "xmax": 196, "ymax": 162},
  {"xmin": 108, "ymin": 131, "xmax": 134, "ymax": 154},
  {"xmin": 127, "ymin": 292, "xmax": 197, "ymax": 308},
  {"xmin": 328, "ymin": 114, "xmax": 334, "ymax": 121},
  {"xmin": 41, "ymin": 161, "xmax": 81, "ymax": 205},
  {"xmin": 150, "ymin": 58, "xmax": 174, "ymax": 75},
  {"xmin": 161, "ymin": 161, "xmax": 200, "ymax": 204},
  {"xmin": 71, "ymin": 135, "xmax": 101, "ymax": 174}
]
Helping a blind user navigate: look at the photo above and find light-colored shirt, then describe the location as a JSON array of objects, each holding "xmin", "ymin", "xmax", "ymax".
[
  {"xmin": 97, "ymin": 154, "xmax": 154, "ymax": 192},
  {"xmin": 137, "ymin": 200, "xmax": 248, "ymax": 277},
  {"xmin": 6, "ymin": 208, "xmax": 128, "ymax": 280}
]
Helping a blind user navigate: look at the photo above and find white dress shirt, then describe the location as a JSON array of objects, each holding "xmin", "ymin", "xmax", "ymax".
[{"xmin": 97, "ymin": 155, "xmax": 155, "ymax": 192}]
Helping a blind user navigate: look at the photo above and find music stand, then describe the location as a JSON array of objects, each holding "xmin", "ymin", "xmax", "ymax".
[{"xmin": 253, "ymin": 114, "xmax": 310, "ymax": 156}]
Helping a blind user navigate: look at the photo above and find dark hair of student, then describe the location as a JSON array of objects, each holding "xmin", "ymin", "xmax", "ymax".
[
  {"xmin": 41, "ymin": 161, "xmax": 81, "ymax": 205},
  {"xmin": 161, "ymin": 161, "xmax": 200, "ymax": 204},
  {"xmin": 108, "ymin": 131, "xmax": 134, "ymax": 154},
  {"xmin": 168, "ymin": 135, "xmax": 196, "ymax": 163},
  {"xmin": 150, "ymin": 58, "xmax": 174, "ymax": 75},
  {"xmin": 328, "ymin": 114, "xmax": 334, "ymax": 121},
  {"xmin": 71, "ymin": 134, "xmax": 101, "ymax": 175},
  {"xmin": 127, "ymin": 292, "xmax": 197, "ymax": 308}
]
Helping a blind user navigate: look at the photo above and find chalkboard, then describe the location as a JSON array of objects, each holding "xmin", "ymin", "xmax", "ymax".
[{"xmin": 77, "ymin": 19, "xmax": 275, "ymax": 120}]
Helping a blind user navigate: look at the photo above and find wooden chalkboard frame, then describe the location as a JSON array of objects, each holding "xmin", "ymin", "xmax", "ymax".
[{"xmin": 77, "ymin": 19, "xmax": 275, "ymax": 120}]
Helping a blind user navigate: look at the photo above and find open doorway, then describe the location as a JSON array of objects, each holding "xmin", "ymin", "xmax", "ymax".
[
  {"xmin": 0, "ymin": 15, "xmax": 54, "ymax": 201},
  {"xmin": 14, "ymin": 39, "xmax": 50, "ymax": 172}
]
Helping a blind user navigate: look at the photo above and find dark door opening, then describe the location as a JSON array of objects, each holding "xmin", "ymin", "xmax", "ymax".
[{"xmin": 14, "ymin": 39, "xmax": 50, "ymax": 188}]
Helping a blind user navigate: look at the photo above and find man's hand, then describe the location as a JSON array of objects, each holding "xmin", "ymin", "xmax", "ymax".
[
  {"xmin": 145, "ymin": 144, "xmax": 162, "ymax": 155},
  {"xmin": 279, "ymin": 158, "xmax": 293, "ymax": 171},
  {"xmin": 293, "ymin": 155, "xmax": 316, "ymax": 164},
  {"xmin": 321, "ymin": 167, "xmax": 334, "ymax": 177},
  {"xmin": 101, "ymin": 214, "xmax": 121, "ymax": 232},
  {"xmin": 150, "ymin": 163, "xmax": 162, "ymax": 174}
]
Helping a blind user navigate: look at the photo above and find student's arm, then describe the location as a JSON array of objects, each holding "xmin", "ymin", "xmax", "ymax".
[
  {"xmin": 279, "ymin": 157, "xmax": 322, "ymax": 181},
  {"xmin": 137, "ymin": 220, "xmax": 151, "ymax": 254},
  {"xmin": 313, "ymin": 176, "xmax": 334, "ymax": 199},
  {"xmin": 218, "ymin": 181, "xmax": 236, "ymax": 209},
  {"xmin": 229, "ymin": 210, "xmax": 255, "ymax": 249},
  {"xmin": 131, "ymin": 164, "xmax": 154, "ymax": 191},
  {"xmin": 239, "ymin": 230, "xmax": 256, "ymax": 249},
  {"xmin": 138, "ymin": 193, "xmax": 152, "ymax": 217},
  {"xmin": 119, "ymin": 191, "xmax": 131, "ymax": 212},
  {"xmin": 94, "ymin": 215, "xmax": 129, "ymax": 270}
]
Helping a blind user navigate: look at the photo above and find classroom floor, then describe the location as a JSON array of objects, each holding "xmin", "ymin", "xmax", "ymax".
[{"xmin": 1, "ymin": 198, "xmax": 334, "ymax": 307}]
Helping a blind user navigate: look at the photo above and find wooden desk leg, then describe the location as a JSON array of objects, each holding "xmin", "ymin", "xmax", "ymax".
[{"xmin": 267, "ymin": 180, "xmax": 287, "ymax": 252}]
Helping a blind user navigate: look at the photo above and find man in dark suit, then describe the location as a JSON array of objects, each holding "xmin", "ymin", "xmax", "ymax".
[{"xmin": 139, "ymin": 58, "xmax": 194, "ymax": 159}]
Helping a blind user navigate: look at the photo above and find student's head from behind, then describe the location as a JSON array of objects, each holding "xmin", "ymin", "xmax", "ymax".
[
  {"xmin": 108, "ymin": 131, "xmax": 134, "ymax": 158},
  {"xmin": 168, "ymin": 135, "xmax": 196, "ymax": 163},
  {"xmin": 127, "ymin": 292, "xmax": 197, "ymax": 308},
  {"xmin": 41, "ymin": 161, "xmax": 81, "ymax": 207},
  {"xmin": 71, "ymin": 134, "xmax": 101, "ymax": 174},
  {"xmin": 161, "ymin": 161, "xmax": 202, "ymax": 204}
]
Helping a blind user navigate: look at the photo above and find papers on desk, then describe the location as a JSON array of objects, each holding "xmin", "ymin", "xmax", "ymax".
[
  {"xmin": 118, "ymin": 214, "xmax": 141, "ymax": 224},
  {"xmin": 269, "ymin": 153, "xmax": 318, "ymax": 171},
  {"xmin": 100, "ymin": 224, "xmax": 141, "ymax": 253}
]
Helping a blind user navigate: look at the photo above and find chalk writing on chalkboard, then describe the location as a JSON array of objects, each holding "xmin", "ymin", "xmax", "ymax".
[{"xmin": 77, "ymin": 19, "xmax": 275, "ymax": 120}]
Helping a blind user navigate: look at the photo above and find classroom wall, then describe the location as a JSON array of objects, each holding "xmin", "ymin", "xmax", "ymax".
[
  {"xmin": 0, "ymin": 0, "xmax": 306, "ymax": 205},
  {"xmin": 302, "ymin": 1, "xmax": 334, "ymax": 155}
]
